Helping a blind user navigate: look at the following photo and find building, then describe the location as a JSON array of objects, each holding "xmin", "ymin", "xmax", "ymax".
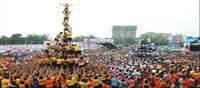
[
  {"xmin": 183, "ymin": 37, "xmax": 200, "ymax": 55},
  {"xmin": 112, "ymin": 25, "xmax": 137, "ymax": 39}
]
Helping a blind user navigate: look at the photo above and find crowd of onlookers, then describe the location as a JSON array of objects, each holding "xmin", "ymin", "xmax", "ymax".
[{"xmin": 0, "ymin": 46, "xmax": 199, "ymax": 88}]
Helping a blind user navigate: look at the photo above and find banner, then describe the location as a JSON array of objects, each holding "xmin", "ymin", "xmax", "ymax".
[{"xmin": 0, "ymin": 44, "xmax": 44, "ymax": 53}]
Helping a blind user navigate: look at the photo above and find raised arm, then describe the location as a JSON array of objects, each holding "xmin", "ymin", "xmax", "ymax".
[
  {"xmin": 59, "ymin": 3, "xmax": 65, "ymax": 6},
  {"xmin": 59, "ymin": 3, "xmax": 73, "ymax": 6}
]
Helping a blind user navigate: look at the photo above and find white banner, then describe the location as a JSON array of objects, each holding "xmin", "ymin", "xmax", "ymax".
[{"xmin": 0, "ymin": 44, "xmax": 44, "ymax": 53}]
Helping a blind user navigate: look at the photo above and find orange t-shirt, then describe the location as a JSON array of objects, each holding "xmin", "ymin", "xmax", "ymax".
[
  {"xmin": 11, "ymin": 73, "xmax": 17, "ymax": 81},
  {"xmin": 107, "ymin": 73, "xmax": 111, "ymax": 80},
  {"xmin": 129, "ymin": 79, "xmax": 136, "ymax": 87},
  {"xmin": 180, "ymin": 80, "xmax": 188, "ymax": 88},
  {"xmin": 56, "ymin": 75, "xmax": 61, "ymax": 85},
  {"xmin": 176, "ymin": 72, "xmax": 183, "ymax": 77},
  {"xmin": 192, "ymin": 72, "xmax": 200, "ymax": 82},
  {"xmin": 187, "ymin": 79, "xmax": 195, "ymax": 87},
  {"xmin": 155, "ymin": 81, "xmax": 161, "ymax": 88},
  {"xmin": 101, "ymin": 74, "xmax": 107, "ymax": 81},
  {"xmin": 25, "ymin": 79, "xmax": 30, "ymax": 86},
  {"xmin": 46, "ymin": 79, "xmax": 54, "ymax": 88},
  {"xmin": 170, "ymin": 77, "xmax": 176, "ymax": 86},
  {"xmin": 150, "ymin": 76, "xmax": 157, "ymax": 83},
  {"xmin": 19, "ymin": 84, "xmax": 25, "ymax": 88},
  {"xmin": 159, "ymin": 81, "xmax": 167, "ymax": 88},
  {"xmin": 60, "ymin": 77, "xmax": 67, "ymax": 86},
  {"xmin": 38, "ymin": 78, "xmax": 45, "ymax": 85},
  {"xmin": 102, "ymin": 84, "xmax": 112, "ymax": 88}
]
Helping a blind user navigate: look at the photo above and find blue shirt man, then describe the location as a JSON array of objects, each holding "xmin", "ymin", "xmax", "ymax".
[{"xmin": 111, "ymin": 77, "xmax": 119, "ymax": 87}]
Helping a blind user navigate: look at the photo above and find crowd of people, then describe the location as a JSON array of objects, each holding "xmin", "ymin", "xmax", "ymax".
[
  {"xmin": 0, "ymin": 46, "xmax": 199, "ymax": 88},
  {"xmin": 0, "ymin": 3, "xmax": 199, "ymax": 88}
]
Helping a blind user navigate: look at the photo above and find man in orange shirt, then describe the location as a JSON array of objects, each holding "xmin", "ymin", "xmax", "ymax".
[
  {"xmin": 79, "ymin": 78, "xmax": 90, "ymax": 88},
  {"xmin": 45, "ymin": 77, "xmax": 54, "ymax": 88},
  {"xmin": 143, "ymin": 80, "xmax": 150, "ymax": 88},
  {"xmin": 55, "ymin": 43, "xmax": 62, "ymax": 55},
  {"xmin": 155, "ymin": 78, "xmax": 161, "ymax": 88},
  {"xmin": 187, "ymin": 78, "xmax": 195, "ymax": 87},
  {"xmin": 102, "ymin": 81, "xmax": 111, "ymax": 88},
  {"xmin": 44, "ymin": 43, "xmax": 51, "ymax": 56},
  {"xmin": 54, "ymin": 32, "xmax": 63, "ymax": 44},
  {"xmin": 59, "ymin": 3, "xmax": 72, "ymax": 12},
  {"xmin": 159, "ymin": 80, "xmax": 167, "ymax": 88},
  {"xmin": 38, "ymin": 76, "xmax": 45, "ymax": 88},
  {"xmin": 65, "ymin": 29, "xmax": 72, "ymax": 44},
  {"xmin": 1, "ymin": 75, "xmax": 11, "ymax": 88},
  {"xmin": 60, "ymin": 75, "xmax": 67, "ymax": 88},
  {"xmin": 92, "ymin": 76, "xmax": 100, "ymax": 88},
  {"xmin": 18, "ymin": 80, "xmax": 25, "ymax": 88},
  {"xmin": 63, "ymin": 10, "xmax": 71, "ymax": 23},
  {"xmin": 63, "ymin": 23, "xmax": 71, "ymax": 34},
  {"xmin": 192, "ymin": 70, "xmax": 200, "ymax": 82},
  {"xmin": 180, "ymin": 79, "xmax": 189, "ymax": 88},
  {"xmin": 149, "ymin": 73, "xmax": 157, "ymax": 85},
  {"xmin": 129, "ymin": 76, "xmax": 136, "ymax": 88}
]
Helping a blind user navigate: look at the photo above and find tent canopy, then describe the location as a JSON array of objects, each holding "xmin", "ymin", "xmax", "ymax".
[
  {"xmin": 184, "ymin": 37, "xmax": 199, "ymax": 43},
  {"xmin": 98, "ymin": 43, "xmax": 117, "ymax": 49}
]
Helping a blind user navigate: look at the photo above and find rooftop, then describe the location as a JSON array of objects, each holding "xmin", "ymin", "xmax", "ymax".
[{"xmin": 112, "ymin": 25, "xmax": 137, "ymax": 30}]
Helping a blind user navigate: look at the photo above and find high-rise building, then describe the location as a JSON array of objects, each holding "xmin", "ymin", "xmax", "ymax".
[{"xmin": 112, "ymin": 25, "xmax": 137, "ymax": 39}]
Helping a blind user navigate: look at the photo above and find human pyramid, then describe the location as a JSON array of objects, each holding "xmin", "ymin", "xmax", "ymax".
[{"xmin": 44, "ymin": 2, "xmax": 81, "ymax": 60}]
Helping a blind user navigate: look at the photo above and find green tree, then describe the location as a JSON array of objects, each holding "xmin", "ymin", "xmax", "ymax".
[
  {"xmin": 124, "ymin": 38, "xmax": 136, "ymax": 45},
  {"xmin": 140, "ymin": 32, "xmax": 170, "ymax": 45},
  {"xmin": 171, "ymin": 34, "xmax": 184, "ymax": 47},
  {"xmin": 113, "ymin": 37, "xmax": 136, "ymax": 45},
  {"xmin": 9, "ymin": 33, "xmax": 25, "ymax": 44},
  {"xmin": 88, "ymin": 35, "xmax": 97, "ymax": 39},
  {"xmin": 26, "ymin": 34, "xmax": 49, "ymax": 44},
  {"xmin": 0, "ymin": 36, "xmax": 9, "ymax": 44},
  {"xmin": 72, "ymin": 35, "xmax": 98, "ymax": 42},
  {"xmin": 0, "ymin": 34, "xmax": 49, "ymax": 44},
  {"xmin": 114, "ymin": 37, "xmax": 123, "ymax": 44},
  {"xmin": 72, "ymin": 36, "xmax": 85, "ymax": 42},
  {"xmin": 114, "ymin": 37, "xmax": 136, "ymax": 46},
  {"xmin": 172, "ymin": 34, "xmax": 184, "ymax": 42}
]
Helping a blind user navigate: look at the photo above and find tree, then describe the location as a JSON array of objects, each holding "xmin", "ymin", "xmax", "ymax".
[
  {"xmin": 0, "ymin": 36, "xmax": 9, "ymax": 44},
  {"xmin": 114, "ymin": 37, "xmax": 124, "ymax": 44},
  {"xmin": 172, "ymin": 34, "xmax": 184, "ymax": 42},
  {"xmin": 88, "ymin": 35, "xmax": 97, "ymax": 39},
  {"xmin": 139, "ymin": 32, "xmax": 170, "ymax": 45},
  {"xmin": 9, "ymin": 33, "xmax": 25, "ymax": 44},
  {"xmin": 26, "ymin": 34, "xmax": 49, "ymax": 44},
  {"xmin": 72, "ymin": 36, "xmax": 85, "ymax": 42},
  {"xmin": 125, "ymin": 38, "xmax": 136, "ymax": 45},
  {"xmin": 0, "ymin": 34, "xmax": 49, "ymax": 44},
  {"xmin": 72, "ymin": 35, "xmax": 98, "ymax": 42},
  {"xmin": 113, "ymin": 37, "xmax": 136, "ymax": 45},
  {"xmin": 171, "ymin": 34, "xmax": 184, "ymax": 47}
]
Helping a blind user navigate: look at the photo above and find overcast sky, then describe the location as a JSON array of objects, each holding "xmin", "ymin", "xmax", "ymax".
[{"xmin": 0, "ymin": 0, "xmax": 199, "ymax": 39}]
